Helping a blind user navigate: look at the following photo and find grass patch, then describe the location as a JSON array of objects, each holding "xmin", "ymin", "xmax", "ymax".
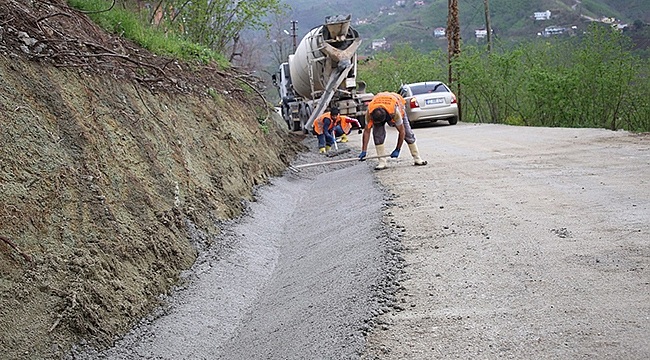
[{"xmin": 67, "ymin": 0, "xmax": 229, "ymax": 67}]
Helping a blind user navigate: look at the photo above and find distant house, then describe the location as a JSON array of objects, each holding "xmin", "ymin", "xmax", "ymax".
[
  {"xmin": 543, "ymin": 26, "xmax": 566, "ymax": 37},
  {"xmin": 433, "ymin": 27, "xmax": 446, "ymax": 38},
  {"xmin": 414, "ymin": 1, "xmax": 425, "ymax": 6},
  {"xmin": 475, "ymin": 28, "xmax": 493, "ymax": 39},
  {"xmin": 534, "ymin": 10, "xmax": 551, "ymax": 21},
  {"xmin": 372, "ymin": 38, "xmax": 387, "ymax": 50},
  {"xmin": 396, "ymin": 0, "xmax": 406, "ymax": 7}
]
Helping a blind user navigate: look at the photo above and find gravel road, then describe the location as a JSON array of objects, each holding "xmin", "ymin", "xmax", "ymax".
[
  {"xmin": 71, "ymin": 123, "xmax": 649, "ymax": 359},
  {"xmin": 359, "ymin": 123, "xmax": 650, "ymax": 359},
  {"xmin": 69, "ymin": 139, "xmax": 404, "ymax": 359}
]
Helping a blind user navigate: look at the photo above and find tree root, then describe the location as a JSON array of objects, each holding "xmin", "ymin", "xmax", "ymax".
[{"xmin": 0, "ymin": 235, "xmax": 33, "ymax": 263}]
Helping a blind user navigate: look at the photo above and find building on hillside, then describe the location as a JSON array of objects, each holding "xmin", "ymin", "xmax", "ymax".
[
  {"xmin": 475, "ymin": 28, "xmax": 493, "ymax": 39},
  {"xmin": 542, "ymin": 26, "xmax": 566, "ymax": 37},
  {"xmin": 414, "ymin": 1, "xmax": 425, "ymax": 6},
  {"xmin": 534, "ymin": 10, "xmax": 551, "ymax": 21},
  {"xmin": 613, "ymin": 23, "xmax": 628, "ymax": 31},
  {"xmin": 433, "ymin": 27, "xmax": 446, "ymax": 38},
  {"xmin": 396, "ymin": 0, "xmax": 406, "ymax": 7},
  {"xmin": 355, "ymin": 18, "xmax": 369, "ymax": 25},
  {"xmin": 372, "ymin": 38, "xmax": 387, "ymax": 50}
]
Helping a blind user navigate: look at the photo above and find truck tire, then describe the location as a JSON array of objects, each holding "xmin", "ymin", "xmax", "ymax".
[
  {"xmin": 282, "ymin": 105, "xmax": 292, "ymax": 130},
  {"xmin": 301, "ymin": 105, "xmax": 312, "ymax": 134},
  {"xmin": 292, "ymin": 120, "xmax": 301, "ymax": 131}
]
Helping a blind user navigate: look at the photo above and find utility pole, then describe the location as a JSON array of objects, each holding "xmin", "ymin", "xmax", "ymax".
[
  {"xmin": 447, "ymin": 0, "xmax": 461, "ymax": 121},
  {"xmin": 484, "ymin": 0, "xmax": 492, "ymax": 52},
  {"xmin": 291, "ymin": 20, "xmax": 298, "ymax": 53},
  {"xmin": 447, "ymin": 0, "xmax": 460, "ymax": 84}
]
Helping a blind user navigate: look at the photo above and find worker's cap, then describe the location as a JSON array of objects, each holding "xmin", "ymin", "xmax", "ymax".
[{"xmin": 330, "ymin": 107, "xmax": 340, "ymax": 115}]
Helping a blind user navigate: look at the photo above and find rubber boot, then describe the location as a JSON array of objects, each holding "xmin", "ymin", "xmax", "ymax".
[
  {"xmin": 374, "ymin": 144, "xmax": 388, "ymax": 170},
  {"xmin": 319, "ymin": 147, "xmax": 326, "ymax": 154},
  {"xmin": 408, "ymin": 143, "xmax": 428, "ymax": 166},
  {"xmin": 340, "ymin": 133, "xmax": 348, "ymax": 143}
]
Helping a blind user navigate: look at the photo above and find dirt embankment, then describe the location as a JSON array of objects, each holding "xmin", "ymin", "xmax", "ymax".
[{"xmin": 0, "ymin": 1, "xmax": 304, "ymax": 359}]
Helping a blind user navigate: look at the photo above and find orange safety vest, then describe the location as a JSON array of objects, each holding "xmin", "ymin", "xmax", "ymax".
[
  {"xmin": 367, "ymin": 92, "xmax": 406, "ymax": 125},
  {"xmin": 313, "ymin": 112, "xmax": 336, "ymax": 135},
  {"xmin": 336, "ymin": 115, "xmax": 358, "ymax": 134}
]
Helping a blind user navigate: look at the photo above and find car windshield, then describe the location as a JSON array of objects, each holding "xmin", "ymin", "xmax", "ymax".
[{"xmin": 409, "ymin": 83, "xmax": 447, "ymax": 95}]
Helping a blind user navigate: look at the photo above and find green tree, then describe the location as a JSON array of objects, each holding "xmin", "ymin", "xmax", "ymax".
[
  {"xmin": 150, "ymin": 0, "xmax": 286, "ymax": 57},
  {"xmin": 360, "ymin": 24, "xmax": 649, "ymax": 132},
  {"xmin": 359, "ymin": 44, "xmax": 447, "ymax": 93}
]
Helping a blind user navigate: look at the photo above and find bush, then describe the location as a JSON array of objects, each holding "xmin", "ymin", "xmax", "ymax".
[
  {"xmin": 68, "ymin": 0, "xmax": 228, "ymax": 66},
  {"xmin": 452, "ymin": 23, "xmax": 649, "ymax": 132},
  {"xmin": 359, "ymin": 27, "xmax": 649, "ymax": 132}
]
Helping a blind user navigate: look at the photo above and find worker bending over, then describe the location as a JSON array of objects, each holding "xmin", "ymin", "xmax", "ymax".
[{"xmin": 358, "ymin": 92, "xmax": 428, "ymax": 170}]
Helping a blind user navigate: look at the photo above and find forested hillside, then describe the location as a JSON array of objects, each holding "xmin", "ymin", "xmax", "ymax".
[{"xmin": 281, "ymin": 0, "xmax": 649, "ymax": 54}]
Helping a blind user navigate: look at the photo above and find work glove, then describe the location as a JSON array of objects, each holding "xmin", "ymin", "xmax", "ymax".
[
  {"xmin": 358, "ymin": 151, "xmax": 367, "ymax": 161},
  {"xmin": 390, "ymin": 149, "xmax": 400, "ymax": 158}
]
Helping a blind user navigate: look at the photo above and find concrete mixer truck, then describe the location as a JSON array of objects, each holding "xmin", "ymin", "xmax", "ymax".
[{"xmin": 272, "ymin": 14, "xmax": 373, "ymax": 133}]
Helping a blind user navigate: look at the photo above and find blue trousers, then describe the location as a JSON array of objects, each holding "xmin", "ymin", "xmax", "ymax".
[
  {"xmin": 333, "ymin": 125, "xmax": 349, "ymax": 137},
  {"xmin": 317, "ymin": 118, "xmax": 335, "ymax": 148}
]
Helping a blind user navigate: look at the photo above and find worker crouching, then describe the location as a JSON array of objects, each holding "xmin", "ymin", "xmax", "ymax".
[
  {"xmin": 313, "ymin": 107, "xmax": 361, "ymax": 153},
  {"xmin": 332, "ymin": 110, "xmax": 361, "ymax": 144},
  {"xmin": 313, "ymin": 108, "xmax": 338, "ymax": 154}
]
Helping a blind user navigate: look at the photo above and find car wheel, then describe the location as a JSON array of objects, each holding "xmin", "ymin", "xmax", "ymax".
[{"xmin": 448, "ymin": 116, "xmax": 458, "ymax": 125}]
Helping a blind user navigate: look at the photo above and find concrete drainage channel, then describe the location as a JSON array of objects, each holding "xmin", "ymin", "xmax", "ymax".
[{"xmin": 69, "ymin": 142, "xmax": 405, "ymax": 359}]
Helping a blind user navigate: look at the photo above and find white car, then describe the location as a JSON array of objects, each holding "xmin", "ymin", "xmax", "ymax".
[{"xmin": 398, "ymin": 81, "xmax": 459, "ymax": 125}]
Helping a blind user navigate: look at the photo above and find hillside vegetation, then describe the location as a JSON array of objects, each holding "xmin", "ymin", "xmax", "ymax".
[
  {"xmin": 358, "ymin": 23, "xmax": 650, "ymax": 132},
  {"xmin": 282, "ymin": 0, "xmax": 649, "ymax": 54},
  {"xmin": 279, "ymin": 0, "xmax": 650, "ymax": 132}
]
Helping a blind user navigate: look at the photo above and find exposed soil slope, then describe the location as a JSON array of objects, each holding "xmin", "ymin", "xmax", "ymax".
[{"xmin": 0, "ymin": 1, "xmax": 304, "ymax": 359}]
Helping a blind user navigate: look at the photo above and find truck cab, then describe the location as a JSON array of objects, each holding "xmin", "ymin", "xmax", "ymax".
[{"xmin": 271, "ymin": 62, "xmax": 301, "ymax": 131}]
